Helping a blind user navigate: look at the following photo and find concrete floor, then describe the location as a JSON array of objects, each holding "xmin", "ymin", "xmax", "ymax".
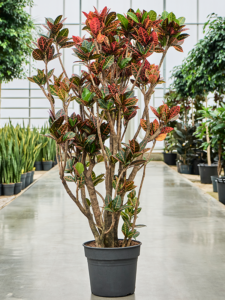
[{"xmin": 1, "ymin": 162, "xmax": 225, "ymax": 300}]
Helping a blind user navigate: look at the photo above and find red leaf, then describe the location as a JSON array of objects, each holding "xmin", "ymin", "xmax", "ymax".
[
  {"xmin": 169, "ymin": 106, "xmax": 180, "ymax": 120},
  {"xmin": 161, "ymin": 127, "xmax": 174, "ymax": 133},
  {"xmin": 151, "ymin": 31, "xmax": 158, "ymax": 46},
  {"xmin": 140, "ymin": 119, "xmax": 147, "ymax": 131},
  {"xmin": 138, "ymin": 27, "xmax": 149, "ymax": 44},
  {"xmin": 150, "ymin": 106, "xmax": 160, "ymax": 118},
  {"xmin": 152, "ymin": 119, "xmax": 159, "ymax": 132},
  {"xmin": 90, "ymin": 17, "xmax": 101, "ymax": 35},
  {"xmin": 72, "ymin": 36, "xmax": 82, "ymax": 44},
  {"xmin": 37, "ymin": 37, "xmax": 47, "ymax": 51}
]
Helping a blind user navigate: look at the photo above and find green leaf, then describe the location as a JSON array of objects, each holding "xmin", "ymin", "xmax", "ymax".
[
  {"xmin": 75, "ymin": 162, "xmax": 84, "ymax": 175},
  {"xmin": 177, "ymin": 17, "xmax": 186, "ymax": 25},
  {"xmin": 127, "ymin": 12, "xmax": 139, "ymax": 23},
  {"xmin": 105, "ymin": 194, "xmax": 112, "ymax": 206},
  {"xmin": 135, "ymin": 224, "xmax": 146, "ymax": 228},
  {"xmin": 58, "ymin": 28, "xmax": 69, "ymax": 37},
  {"xmin": 54, "ymin": 15, "xmax": 63, "ymax": 25},
  {"xmin": 64, "ymin": 176, "xmax": 75, "ymax": 182},
  {"xmin": 103, "ymin": 55, "xmax": 114, "ymax": 70},
  {"xmin": 148, "ymin": 10, "xmax": 157, "ymax": 21},
  {"xmin": 47, "ymin": 69, "xmax": 54, "ymax": 78},
  {"xmin": 104, "ymin": 207, "xmax": 114, "ymax": 212},
  {"xmin": 162, "ymin": 11, "xmax": 169, "ymax": 20},
  {"xmin": 105, "ymin": 12, "xmax": 116, "ymax": 26},
  {"xmin": 117, "ymin": 14, "xmax": 129, "ymax": 29},
  {"xmin": 63, "ymin": 131, "xmax": 75, "ymax": 141},
  {"xmin": 113, "ymin": 195, "xmax": 121, "ymax": 209},
  {"xmin": 85, "ymin": 134, "xmax": 96, "ymax": 144},
  {"xmin": 105, "ymin": 146, "xmax": 112, "ymax": 160},
  {"xmin": 168, "ymin": 12, "xmax": 176, "ymax": 23},
  {"xmin": 141, "ymin": 11, "xmax": 148, "ymax": 23},
  {"xmin": 122, "ymin": 220, "xmax": 130, "ymax": 236},
  {"xmin": 133, "ymin": 231, "xmax": 140, "ymax": 239},
  {"xmin": 86, "ymin": 198, "xmax": 91, "ymax": 206}
]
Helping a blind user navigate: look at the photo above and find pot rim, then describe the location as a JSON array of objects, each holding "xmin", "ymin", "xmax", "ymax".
[
  {"xmin": 2, "ymin": 183, "xmax": 15, "ymax": 185},
  {"xmin": 83, "ymin": 239, "xmax": 142, "ymax": 250},
  {"xmin": 198, "ymin": 163, "xmax": 218, "ymax": 168}
]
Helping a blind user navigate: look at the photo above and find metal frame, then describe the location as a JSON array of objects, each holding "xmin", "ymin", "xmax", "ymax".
[{"xmin": 0, "ymin": 0, "xmax": 204, "ymax": 130}]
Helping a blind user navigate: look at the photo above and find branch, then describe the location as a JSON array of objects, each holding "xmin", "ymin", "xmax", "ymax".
[{"xmin": 56, "ymin": 44, "xmax": 69, "ymax": 78}]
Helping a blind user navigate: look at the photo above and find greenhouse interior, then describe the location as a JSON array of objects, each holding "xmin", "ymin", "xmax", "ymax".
[{"xmin": 1, "ymin": 0, "xmax": 225, "ymax": 299}]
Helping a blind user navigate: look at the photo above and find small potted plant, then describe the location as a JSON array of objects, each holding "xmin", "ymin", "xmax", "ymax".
[
  {"xmin": 28, "ymin": 8, "xmax": 188, "ymax": 297},
  {"xmin": 197, "ymin": 104, "xmax": 225, "ymax": 191},
  {"xmin": 173, "ymin": 122, "xmax": 197, "ymax": 174},
  {"xmin": 163, "ymin": 132, "xmax": 178, "ymax": 165},
  {"xmin": 1, "ymin": 139, "xmax": 15, "ymax": 196}
]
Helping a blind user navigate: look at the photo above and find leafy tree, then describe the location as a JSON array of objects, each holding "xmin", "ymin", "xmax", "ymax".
[
  {"xmin": 171, "ymin": 14, "xmax": 225, "ymax": 165},
  {"xmin": 195, "ymin": 104, "xmax": 225, "ymax": 176},
  {"xmin": 28, "ymin": 8, "xmax": 187, "ymax": 248},
  {"xmin": 0, "ymin": 0, "xmax": 34, "ymax": 89}
]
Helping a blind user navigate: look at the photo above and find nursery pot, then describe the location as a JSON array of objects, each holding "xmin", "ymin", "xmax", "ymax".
[
  {"xmin": 198, "ymin": 164, "xmax": 218, "ymax": 184},
  {"xmin": 52, "ymin": 161, "xmax": 55, "ymax": 168},
  {"xmin": 42, "ymin": 161, "xmax": 52, "ymax": 171},
  {"xmin": 179, "ymin": 164, "xmax": 192, "ymax": 174},
  {"xmin": 20, "ymin": 173, "xmax": 27, "ymax": 190},
  {"xmin": 34, "ymin": 161, "xmax": 42, "ymax": 171},
  {"xmin": 3, "ymin": 183, "xmax": 15, "ymax": 196},
  {"xmin": 83, "ymin": 240, "xmax": 141, "ymax": 297},
  {"xmin": 163, "ymin": 152, "xmax": 177, "ymax": 165},
  {"xmin": 14, "ymin": 182, "xmax": 22, "ymax": 195},
  {"xmin": 0, "ymin": 184, "xmax": 2, "ymax": 196},
  {"xmin": 25, "ymin": 172, "xmax": 31, "ymax": 188},
  {"xmin": 30, "ymin": 171, "xmax": 34, "ymax": 185},
  {"xmin": 192, "ymin": 159, "xmax": 203, "ymax": 175},
  {"xmin": 216, "ymin": 179, "xmax": 225, "ymax": 204}
]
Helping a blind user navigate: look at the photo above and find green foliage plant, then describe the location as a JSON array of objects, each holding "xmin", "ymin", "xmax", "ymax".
[
  {"xmin": 0, "ymin": 0, "xmax": 34, "ymax": 100},
  {"xmin": 171, "ymin": 14, "xmax": 225, "ymax": 166},
  {"xmin": 195, "ymin": 104, "xmax": 225, "ymax": 176},
  {"xmin": 173, "ymin": 123, "xmax": 198, "ymax": 165},
  {"xmin": 163, "ymin": 132, "xmax": 178, "ymax": 153},
  {"xmin": 29, "ymin": 8, "xmax": 188, "ymax": 248}
]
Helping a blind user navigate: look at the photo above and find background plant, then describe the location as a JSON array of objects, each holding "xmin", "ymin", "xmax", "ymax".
[
  {"xmin": 0, "ymin": 0, "xmax": 35, "ymax": 105},
  {"xmin": 29, "ymin": 8, "xmax": 187, "ymax": 248},
  {"xmin": 171, "ymin": 14, "xmax": 225, "ymax": 166},
  {"xmin": 195, "ymin": 104, "xmax": 225, "ymax": 176}
]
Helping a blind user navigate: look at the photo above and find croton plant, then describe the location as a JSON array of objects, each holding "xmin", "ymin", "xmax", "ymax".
[{"xmin": 28, "ymin": 8, "xmax": 188, "ymax": 247}]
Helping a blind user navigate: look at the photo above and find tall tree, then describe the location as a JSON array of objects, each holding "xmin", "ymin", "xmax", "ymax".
[
  {"xmin": 172, "ymin": 14, "xmax": 225, "ymax": 165},
  {"xmin": 0, "ymin": 0, "xmax": 34, "ymax": 118}
]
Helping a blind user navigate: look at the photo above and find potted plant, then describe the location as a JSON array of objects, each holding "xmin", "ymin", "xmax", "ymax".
[
  {"xmin": 1, "ymin": 138, "xmax": 15, "ymax": 196},
  {"xmin": 34, "ymin": 125, "xmax": 49, "ymax": 170},
  {"xmin": 196, "ymin": 104, "xmax": 225, "ymax": 190},
  {"xmin": 173, "ymin": 123, "xmax": 197, "ymax": 174},
  {"xmin": 163, "ymin": 132, "xmax": 178, "ymax": 165},
  {"xmin": 42, "ymin": 137, "xmax": 53, "ymax": 171},
  {"xmin": 13, "ymin": 136, "xmax": 25, "ymax": 194},
  {"xmin": 172, "ymin": 14, "xmax": 225, "ymax": 183},
  {"xmin": 28, "ymin": 8, "xmax": 188, "ymax": 297}
]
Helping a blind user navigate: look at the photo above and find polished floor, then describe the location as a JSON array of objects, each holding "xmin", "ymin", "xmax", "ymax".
[{"xmin": 1, "ymin": 162, "xmax": 225, "ymax": 300}]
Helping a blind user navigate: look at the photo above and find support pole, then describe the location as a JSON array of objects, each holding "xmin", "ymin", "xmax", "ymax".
[{"xmin": 205, "ymin": 95, "xmax": 211, "ymax": 166}]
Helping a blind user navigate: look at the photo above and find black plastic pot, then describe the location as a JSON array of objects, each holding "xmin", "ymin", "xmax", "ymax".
[
  {"xmin": 163, "ymin": 152, "xmax": 177, "ymax": 165},
  {"xmin": 192, "ymin": 159, "xmax": 203, "ymax": 175},
  {"xmin": 3, "ymin": 183, "xmax": 15, "ymax": 196},
  {"xmin": 0, "ymin": 184, "xmax": 2, "ymax": 196},
  {"xmin": 83, "ymin": 240, "xmax": 141, "ymax": 297},
  {"xmin": 20, "ymin": 173, "xmax": 27, "ymax": 190},
  {"xmin": 30, "ymin": 171, "xmax": 34, "ymax": 185},
  {"xmin": 14, "ymin": 182, "xmax": 22, "ymax": 195},
  {"xmin": 52, "ymin": 161, "xmax": 55, "ymax": 168},
  {"xmin": 34, "ymin": 161, "xmax": 42, "ymax": 171},
  {"xmin": 198, "ymin": 164, "xmax": 218, "ymax": 184},
  {"xmin": 42, "ymin": 161, "xmax": 53, "ymax": 171},
  {"xmin": 179, "ymin": 164, "xmax": 192, "ymax": 174},
  {"xmin": 216, "ymin": 179, "xmax": 225, "ymax": 204},
  {"xmin": 25, "ymin": 172, "xmax": 31, "ymax": 188}
]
